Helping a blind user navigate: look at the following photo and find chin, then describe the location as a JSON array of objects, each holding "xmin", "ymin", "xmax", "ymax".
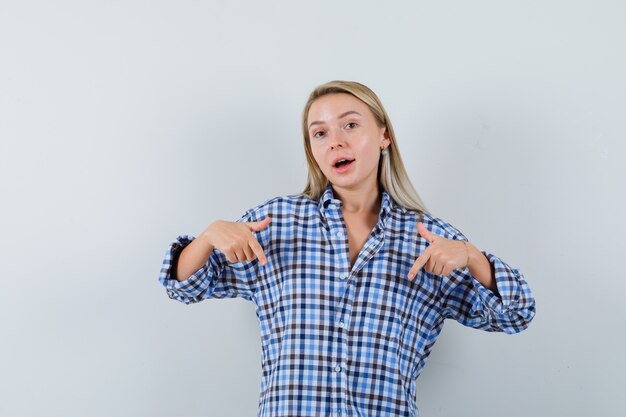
[{"xmin": 331, "ymin": 178, "xmax": 360, "ymax": 189}]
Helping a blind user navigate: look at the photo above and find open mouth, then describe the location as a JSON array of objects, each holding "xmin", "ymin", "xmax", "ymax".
[{"xmin": 334, "ymin": 159, "xmax": 355, "ymax": 168}]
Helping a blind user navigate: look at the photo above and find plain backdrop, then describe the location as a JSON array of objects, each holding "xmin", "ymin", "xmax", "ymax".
[{"xmin": 1, "ymin": 1, "xmax": 624, "ymax": 416}]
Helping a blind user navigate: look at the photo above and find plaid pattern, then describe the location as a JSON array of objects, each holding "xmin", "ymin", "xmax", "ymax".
[{"xmin": 158, "ymin": 185, "xmax": 535, "ymax": 417}]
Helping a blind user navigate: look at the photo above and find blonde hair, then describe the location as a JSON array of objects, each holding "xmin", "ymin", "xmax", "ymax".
[{"xmin": 300, "ymin": 80, "xmax": 429, "ymax": 214}]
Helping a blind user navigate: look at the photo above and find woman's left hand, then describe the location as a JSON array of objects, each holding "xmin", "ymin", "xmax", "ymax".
[{"xmin": 407, "ymin": 222, "xmax": 470, "ymax": 280}]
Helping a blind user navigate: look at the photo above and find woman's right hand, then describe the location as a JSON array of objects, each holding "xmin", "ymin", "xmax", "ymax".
[{"xmin": 201, "ymin": 216, "xmax": 271, "ymax": 266}]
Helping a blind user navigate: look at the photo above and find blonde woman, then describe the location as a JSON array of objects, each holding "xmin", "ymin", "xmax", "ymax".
[{"xmin": 158, "ymin": 80, "xmax": 536, "ymax": 417}]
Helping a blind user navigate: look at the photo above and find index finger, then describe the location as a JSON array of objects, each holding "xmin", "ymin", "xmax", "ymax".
[
  {"xmin": 248, "ymin": 236, "xmax": 268, "ymax": 266},
  {"xmin": 408, "ymin": 247, "xmax": 431, "ymax": 280}
]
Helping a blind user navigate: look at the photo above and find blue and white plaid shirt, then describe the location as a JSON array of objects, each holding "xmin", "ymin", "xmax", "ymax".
[{"xmin": 158, "ymin": 185, "xmax": 535, "ymax": 417}]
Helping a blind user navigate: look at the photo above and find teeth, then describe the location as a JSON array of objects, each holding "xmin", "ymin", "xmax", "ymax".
[{"xmin": 334, "ymin": 158, "xmax": 353, "ymax": 167}]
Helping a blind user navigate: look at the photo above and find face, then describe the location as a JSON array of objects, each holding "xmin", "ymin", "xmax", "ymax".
[{"xmin": 307, "ymin": 93, "xmax": 390, "ymax": 193}]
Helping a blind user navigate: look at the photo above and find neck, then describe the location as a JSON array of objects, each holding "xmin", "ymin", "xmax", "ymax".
[{"xmin": 332, "ymin": 184, "xmax": 382, "ymax": 215}]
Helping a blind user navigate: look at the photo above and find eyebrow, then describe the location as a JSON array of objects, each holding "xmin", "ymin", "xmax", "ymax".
[{"xmin": 308, "ymin": 111, "xmax": 362, "ymax": 129}]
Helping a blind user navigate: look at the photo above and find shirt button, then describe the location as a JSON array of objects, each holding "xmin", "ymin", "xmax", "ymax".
[
  {"xmin": 336, "ymin": 231, "xmax": 344, "ymax": 238},
  {"xmin": 335, "ymin": 366, "xmax": 342, "ymax": 372},
  {"xmin": 340, "ymin": 273, "xmax": 348, "ymax": 280},
  {"xmin": 338, "ymin": 320, "xmax": 345, "ymax": 328}
]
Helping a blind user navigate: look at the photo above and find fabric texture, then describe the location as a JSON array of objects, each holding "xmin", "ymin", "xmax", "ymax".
[{"xmin": 158, "ymin": 185, "xmax": 536, "ymax": 417}]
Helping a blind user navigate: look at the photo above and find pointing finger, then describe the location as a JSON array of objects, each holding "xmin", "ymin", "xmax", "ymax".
[
  {"xmin": 248, "ymin": 236, "xmax": 268, "ymax": 266},
  {"xmin": 408, "ymin": 247, "xmax": 431, "ymax": 280}
]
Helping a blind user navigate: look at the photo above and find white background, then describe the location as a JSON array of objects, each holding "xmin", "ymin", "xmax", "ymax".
[{"xmin": 1, "ymin": 1, "xmax": 624, "ymax": 416}]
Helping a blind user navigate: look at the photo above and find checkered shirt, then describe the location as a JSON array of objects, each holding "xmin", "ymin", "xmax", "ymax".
[{"xmin": 158, "ymin": 185, "xmax": 536, "ymax": 417}]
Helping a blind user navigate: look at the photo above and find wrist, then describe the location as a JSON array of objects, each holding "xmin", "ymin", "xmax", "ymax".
[
  {"xmin": 199, "ymin": 227, "xmax": 215, "ymax": 249},
  {"xmin": 466, "ymin": 242, "xmax": 482, "ymax": 269}
]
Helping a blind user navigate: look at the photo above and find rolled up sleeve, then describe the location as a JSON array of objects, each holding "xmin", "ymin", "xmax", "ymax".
[
  {"xmin": 440, "ymin": 250, "xmax": 536, "ymax": 334},
  {"xmin": 426, "ymin": 217, "xmax": 536, "ymax": 335},
  {"xmin": 157, "ymin": 210, "xmax": 263, "ymax": 305}
]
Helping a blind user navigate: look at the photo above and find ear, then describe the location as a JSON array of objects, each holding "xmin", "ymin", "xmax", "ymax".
[{"xmin": 380, "ymin": 127, "xmax": 391, "ymax": 148}]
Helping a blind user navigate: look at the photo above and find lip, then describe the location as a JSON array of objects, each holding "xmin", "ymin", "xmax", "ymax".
[
  {"xmin": 332, "ymin": 159, "xmax": 355, "ymax": 174},
  {"xmin": 330, "ymin": 156, "xmax": 355, "ymax": 167}
]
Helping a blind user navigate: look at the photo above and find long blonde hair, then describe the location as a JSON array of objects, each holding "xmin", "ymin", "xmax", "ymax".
[{"xmin": 300, "ymin": 80, "xmax": 429, "ymax": 214}]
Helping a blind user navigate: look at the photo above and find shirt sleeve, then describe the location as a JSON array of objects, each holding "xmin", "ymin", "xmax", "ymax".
[
  {"xmin": 157, "ymin": 209, "xmax": 264, "ymax": 305},
  {"xmin": 429, "ymin": 218, "xmax": 536, "ymax": 335}
]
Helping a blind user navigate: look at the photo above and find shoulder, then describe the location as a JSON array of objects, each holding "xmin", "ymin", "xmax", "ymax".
[
  {"xmin": 238, "ymin": 192, "xmax": 318, "ymax": 222},
  {"xmin": 393, "ymin": 209, "xmax": 466, "ymax": 241},
  {"xmin": 422, "ymin": 212, "xmax": 466, "ymax": 240}
]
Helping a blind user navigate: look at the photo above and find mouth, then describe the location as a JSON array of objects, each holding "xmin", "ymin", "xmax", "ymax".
[
  {"xmin": 333, "ymin": 158, "xmax": 355, "ymax": 168},
  {"xmin": 332, "ymin": 158, "xmax": 355, "ymax": 173}
]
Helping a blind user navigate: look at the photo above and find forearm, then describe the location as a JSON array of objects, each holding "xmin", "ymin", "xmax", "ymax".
[
  {"xmin": 467, "ymin": 243, "xmax": 499, "ymax": 296},
  {"xmin": 175, "ymin": 231, "xmax": 215, "ymax": 282}
]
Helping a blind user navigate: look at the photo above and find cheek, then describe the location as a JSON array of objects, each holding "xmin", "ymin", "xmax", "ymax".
[
  {"xmin": 358, "ymin": 143, "xmax": 380, "ymax": 163},
  {"xmin": 309, "ymin": 145, "xmax": 326, "ymax": 169}
]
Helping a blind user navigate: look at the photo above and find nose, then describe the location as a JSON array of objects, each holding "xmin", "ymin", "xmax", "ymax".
[{"xmin": 327, "ymin": 129, "xmax": 347, "ymax": 150}]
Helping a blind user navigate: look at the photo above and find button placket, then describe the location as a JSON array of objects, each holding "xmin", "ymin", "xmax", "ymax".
[
  {"xmin": 324, "ymin": 200, "xmax": 353, "ymax": 417},
  {"xmin": 338, "ymin": 283, "xmax": 353, "ymax": 417}
]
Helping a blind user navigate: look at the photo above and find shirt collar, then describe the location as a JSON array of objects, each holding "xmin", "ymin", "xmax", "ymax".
[{"xmin": 318, "ymin": 184, "xmax": 401, "ymax": 224}]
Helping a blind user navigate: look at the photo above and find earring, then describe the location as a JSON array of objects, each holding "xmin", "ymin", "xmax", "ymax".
[{"xmin": 381, "ymin": 147, "xmax": 389, "ymax": 156}]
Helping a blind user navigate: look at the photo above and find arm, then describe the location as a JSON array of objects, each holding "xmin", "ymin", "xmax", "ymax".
[
  {"xmin": 412, "ymin": 215, "xmax": 536, "ymax": 334},
  {"xmin": 466, "ymin": 242, "xmax": 498, "ymax": 295},
  {"xmin": 157, "ymin": 210, "xmax": 265, "ymax": 305},
  {"xmin": 441, "ymin": 235, "xmax": 536, "ymax": 334},
  {"xmin": 174, "ymin": 232, "xmax": 215, "ymax": 282}
]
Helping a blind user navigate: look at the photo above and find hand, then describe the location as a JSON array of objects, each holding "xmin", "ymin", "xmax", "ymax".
[
  {"xmin": 407, "ymin": 222, "xmax": 469, "ymax": 280},
  {"xmin": 202, "ymin": 216, "xmax": 271, "ymax": 265}
]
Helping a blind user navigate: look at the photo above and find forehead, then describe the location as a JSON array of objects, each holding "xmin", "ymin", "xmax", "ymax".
[{"xmin": 308, "ymin": 93, "xmax": 371, "ymax": 120}]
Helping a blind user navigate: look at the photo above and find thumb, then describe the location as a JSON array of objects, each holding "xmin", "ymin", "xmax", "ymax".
[
  {"xmin": 417, "ymin": 221, "xmax": 435, "ymax": 243},
  {"xmin": 247, "ymin": 216, "xmax": 271, "ymax": 231}
]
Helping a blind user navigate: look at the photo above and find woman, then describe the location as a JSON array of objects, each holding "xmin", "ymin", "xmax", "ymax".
[{"xmin": 158, "ymin": 80, "xmax": 536, "ymax": 417}]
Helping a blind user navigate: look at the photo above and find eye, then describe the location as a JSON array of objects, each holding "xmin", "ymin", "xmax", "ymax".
[
  {"xmin": 346, "ymin": 122, "xmax": 357, "ymax": 129},
  {"xmin": 313, "ymin": 130, "xmax": 325, "ymax": 138}
]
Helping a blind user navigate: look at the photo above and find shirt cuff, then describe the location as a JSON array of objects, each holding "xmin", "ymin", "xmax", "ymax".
[
  {"xmin": 159, "ymin": 234, "xmax": 219, "ymax": 303},
  {"xmin": 468, "ymin": 251, "xmax": 522, "ymax": 315}
]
